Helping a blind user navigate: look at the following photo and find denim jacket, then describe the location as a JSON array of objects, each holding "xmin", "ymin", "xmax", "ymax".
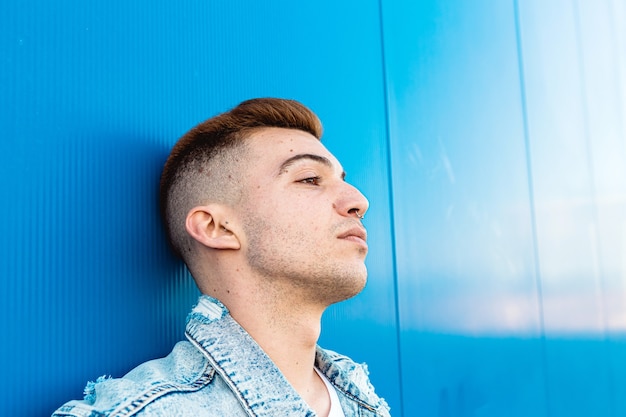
[{"xmin": 52, "ymin": 296, "xmax": 391, "ymax": 417}]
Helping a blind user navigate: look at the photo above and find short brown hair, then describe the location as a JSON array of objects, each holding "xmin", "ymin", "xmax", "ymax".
[{"xmin": 160, "ymin": 98, "xmax": 323, "ymax": 259}]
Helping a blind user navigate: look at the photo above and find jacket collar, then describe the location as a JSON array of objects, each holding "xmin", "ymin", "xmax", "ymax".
[
  {"xmin": 185, "ymin": 295, "xmax": 386, "ymax": 416},
  {"xmin": 185, "ymin": 296, "xmax": 315, "ymax": 417}
]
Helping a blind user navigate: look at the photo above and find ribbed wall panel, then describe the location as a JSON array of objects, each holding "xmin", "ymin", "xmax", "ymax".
[{"xmin": 1, "ymin": 0, "xmax": 399, "ymax": 415}]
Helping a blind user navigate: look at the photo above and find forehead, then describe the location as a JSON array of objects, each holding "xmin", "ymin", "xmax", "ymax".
[{"xmin": 245, "ymin": 127, "xmax": 343, "ymax": 173}]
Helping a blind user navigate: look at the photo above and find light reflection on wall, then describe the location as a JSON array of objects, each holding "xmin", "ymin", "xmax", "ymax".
[{"xmin": 387, "ymin": 0, "xmax": 626, "ymax": 342}]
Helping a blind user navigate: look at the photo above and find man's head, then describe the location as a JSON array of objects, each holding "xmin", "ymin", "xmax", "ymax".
[
  {"xmin": 160, "ymin": 98, "xmax": 369, "ymax": 305},
  {"xmin": 160, "ymin": 98, "xmax": 323, "ymax": 260}
]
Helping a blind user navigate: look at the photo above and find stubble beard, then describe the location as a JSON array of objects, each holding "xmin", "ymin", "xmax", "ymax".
[{"xmin": 242, "ymin": 214, "xmax": 367, "ymax": 307}]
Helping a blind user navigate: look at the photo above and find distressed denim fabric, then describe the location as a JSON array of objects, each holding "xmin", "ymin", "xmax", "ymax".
[{"xmin": 52, "ymin": 295, "xmax": 391, "ymax": 417}]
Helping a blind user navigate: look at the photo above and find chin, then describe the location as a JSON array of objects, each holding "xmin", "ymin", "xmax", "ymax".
[{"xmin": 331, "ymin": 270, "xmax": 368, "ymax": 304}]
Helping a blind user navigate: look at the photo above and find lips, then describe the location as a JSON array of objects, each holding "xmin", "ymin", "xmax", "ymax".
[{"xmin": 337, "ymin": 226, "xmax": 368, "ymax": 247}]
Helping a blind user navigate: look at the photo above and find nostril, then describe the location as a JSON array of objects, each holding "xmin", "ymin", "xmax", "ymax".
[{"xmin": 348, "ymin": 208, "xmax": 364, "ymax": 219}]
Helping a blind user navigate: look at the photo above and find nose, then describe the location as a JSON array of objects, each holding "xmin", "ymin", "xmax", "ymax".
[{"xmin": 337, "ymin": 181, "xmax": 369, "ymax": 220}]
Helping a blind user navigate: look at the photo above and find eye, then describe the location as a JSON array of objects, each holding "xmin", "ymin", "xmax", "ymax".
[{"xmin": 298, "ymin": 176, "xmax": 321, "ymax": 185}]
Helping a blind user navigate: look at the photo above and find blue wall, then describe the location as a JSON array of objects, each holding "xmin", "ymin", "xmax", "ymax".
[{"xmin": 2, "ymin": 1, "xmax": 626, "ymax": 416}]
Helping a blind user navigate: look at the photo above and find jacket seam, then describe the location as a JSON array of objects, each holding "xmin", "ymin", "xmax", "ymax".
[
  {"xmin": 185, "ymin": 330, "xmax": 258, "ymax": 417},
  {"xmin": 108, "ymin": 363, "xmax": 215, "ymax": 417},
  {"xmin": 331, "ymin": 383, "xmax": 384, "ymax": 415}
]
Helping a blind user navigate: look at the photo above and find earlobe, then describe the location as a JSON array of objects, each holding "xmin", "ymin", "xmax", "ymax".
[{"xmin": 185, "ymin": 206, "xmax": 241, "ymax": 250}]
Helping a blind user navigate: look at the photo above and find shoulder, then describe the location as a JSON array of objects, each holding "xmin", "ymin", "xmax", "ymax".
[
  {"xmin": 316, "ymin": 347, "xmax": 373, "ymax": 388},
  {"xmin": 316, "ymin": 347, "xmax": 391, "ymax": 416},
  {"xmin": 52, "ymin": 341, "xmax": 215, "ymax": 417}
]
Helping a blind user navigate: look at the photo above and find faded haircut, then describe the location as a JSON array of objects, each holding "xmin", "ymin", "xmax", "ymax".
[{"xmin": 160, "ymin": 98, "xmax": 323, "ymax": 260}]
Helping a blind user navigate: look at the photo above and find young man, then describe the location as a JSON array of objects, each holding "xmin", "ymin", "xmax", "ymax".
[{"xmin": 53, "ymin": 98, "xmax": 391, "ymax": 417}]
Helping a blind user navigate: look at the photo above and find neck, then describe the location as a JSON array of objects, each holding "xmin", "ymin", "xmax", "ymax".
[
  {"xmin": 227, "ymin": 286, "xmax": 324, "ymax": 387},
  {"xmin": 194, "ymin": 258, "xmax": 333, "ymax": 414},
  {"xmin": 227, "ymin": 290, "xmax": 331, "ymax": 415}
]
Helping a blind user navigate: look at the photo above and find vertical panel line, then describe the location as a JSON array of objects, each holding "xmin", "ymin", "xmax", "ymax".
[
  {"xmin": 376, "ymin": 0, "xmax": 405, "ymax": 415},
  {"xmin": 571, "ymin": 2, "xmax": 616, "ymax": 415},
  {"xmin": 606, "ymin": 0, "xmax": 626, "ymax": 147},
  {"xmin": 512, "ymin": 1, "xmax": 551, "ymax": 415}
]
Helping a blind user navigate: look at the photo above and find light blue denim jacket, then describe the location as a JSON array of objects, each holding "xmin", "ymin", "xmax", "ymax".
[{"xmin": 52, "ymin": 296, "xmax": 391, "ymax": 417}]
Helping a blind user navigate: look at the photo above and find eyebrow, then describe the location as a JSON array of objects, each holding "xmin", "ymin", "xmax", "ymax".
[{"xmin": 278, "ymin": 153, "xmax": 346, "ymax": 180}]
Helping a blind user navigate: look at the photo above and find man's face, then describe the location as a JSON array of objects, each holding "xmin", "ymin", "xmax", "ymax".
[{"xmin": 236, "ymin": 127, "xmax": 369, "ymax": 306}]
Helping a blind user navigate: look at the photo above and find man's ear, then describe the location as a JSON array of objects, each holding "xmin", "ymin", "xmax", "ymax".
[{"xmin": 185, "ymin": 205, "xmax": 241, "ymax": 250}]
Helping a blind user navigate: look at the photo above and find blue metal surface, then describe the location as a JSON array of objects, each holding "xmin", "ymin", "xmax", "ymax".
[
  {"xmin": 517, "ymin": 1, "xmax": 626, "ymax": 415},
  {"xmin": 382, "ymin": 1, "xmax": 546, "ymax": 415},
  {"xmin": 0, "ymin": 0, "xmax": 399, "ymax": 415},
  {"xmin": 380, "ymin": 0, "xmax": 626, "ymax": 415},
  {"xmin": 1, "ymin": 0, "xmax": 626, "ymax": 416}
]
